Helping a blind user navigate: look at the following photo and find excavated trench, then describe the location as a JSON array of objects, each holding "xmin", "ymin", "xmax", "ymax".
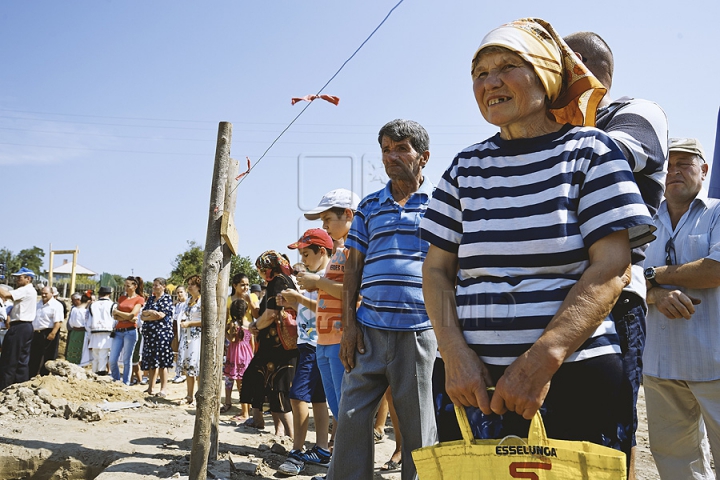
[{"xmin": 0, "ymin": 450, "xmax": 118, "ymax": 480}]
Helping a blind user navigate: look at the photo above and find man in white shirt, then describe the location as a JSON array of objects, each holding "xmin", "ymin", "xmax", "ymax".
[
  {"xmin": 29, "ymin": 286, "xmax": 64, "ymax": 377},
  {"xmin": 0, "ymin": 267, "xmax": 38, "ymax": 388},
  {"xmin": 643, "ymin": 138, "xmax": 720, "ymax": 479}
]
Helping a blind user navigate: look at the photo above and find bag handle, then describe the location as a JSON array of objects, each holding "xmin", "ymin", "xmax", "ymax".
[
  {"xmin": 528, "ymin": 411, "xmax": 549, "ymax": 446},
  {"xmin": 453, "ymin": 404, "xmax": 475, "ymax": 446},
  {"xmin": 452, "ymin": 388, "xmax": 550, "ymax": 447}
]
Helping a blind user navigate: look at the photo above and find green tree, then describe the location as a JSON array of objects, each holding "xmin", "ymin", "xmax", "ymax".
[
  {"xmin": 16, "ymin": 247, "xmax": 45, "ymax": 273},
  {"xmin": 230, "ymin": 255, "xmax": 262, "ymax": 286},
  {"xmin": 0, "ymin": 246, "xmax": 45, "ymax": 276},
  {"xmin": 167, "ymin": 241, "xmax": 261, "ymax": 288},
  {"xmin": 168, "ymin": 241, "xmax": 204, "ymax": 286}
]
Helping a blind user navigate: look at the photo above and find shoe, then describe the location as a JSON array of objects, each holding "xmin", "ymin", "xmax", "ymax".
[
  {"xmin": 277, "ymin": 450, "xmax": 305, "ymax": 476},
  {"xmin": 301, "ymin": 445, "xmax": 331, "ymax": 467},
  {"xmin": 310, "ymin": 476, "xmax": 326, "ymax": 480},
  {"xmin": 139, "ymin": 378, "xmax": 148, "ymax": 385},
  {"xmin": 380, "ymin": 459, "xmax": 402, "ymax": 471},
  {"xmin": 373, "ymin": 429, "xmax": 385, "ymax": 443},
  {"xmin": 172, "ymin": 375, "xmax": 186, "ymax": 384}
]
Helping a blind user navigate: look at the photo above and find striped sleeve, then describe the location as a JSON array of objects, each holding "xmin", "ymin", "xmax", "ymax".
[
  {"xmin": 577, "ymin": 132, "xmax": 656, "ymax": 249},
  {"xmin": 421, "ymin": 159, "xmax": 464, "ymax": 253},
  {"xmin": 346, "ymin": 198, "xmax": 372, "ymax": 256}
]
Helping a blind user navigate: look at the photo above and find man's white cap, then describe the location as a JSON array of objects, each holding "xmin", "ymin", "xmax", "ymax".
[{"xmin": 304, "ymin": 188, "xmax": 360, "ymax": 220}]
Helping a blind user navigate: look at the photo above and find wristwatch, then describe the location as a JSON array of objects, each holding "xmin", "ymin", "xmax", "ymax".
[{"xmin": 644, "ymin": 267, "xmax": 660, "ymax": 287}]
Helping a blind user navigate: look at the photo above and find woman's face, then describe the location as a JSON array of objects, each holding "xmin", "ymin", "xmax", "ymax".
[
  {"xmin": 124, "ymin": 279, "xmax": 136, "ymax": 295},
  {"xmin": 472, "ymin": 49, "xmax": 548, "ymax": 132},
  {"xmin": 260, "ymin": 268, "xmax": 274, "ymax": 282},
  {"xmin": 187, "ymin": 282, "xmax": 200, "ymax": 297},
  {"xmin": 152, "ymin": 280, "xmax": 165, "ymax": 297},
  {"xmin": 176, "ymin": 287, "xmax": 187, "ymax": 302},
  {"xmin": 233, "ymin": 278, "xmax": 250, "ymax": 296}
]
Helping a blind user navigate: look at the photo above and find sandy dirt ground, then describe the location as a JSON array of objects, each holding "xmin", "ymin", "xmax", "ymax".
[{"xmin": 0, "ymin": 360, "xmax": 663, "ymax": 480}]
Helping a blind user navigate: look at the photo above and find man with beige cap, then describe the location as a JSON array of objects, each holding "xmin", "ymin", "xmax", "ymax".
[{"xmin": 643, "ymin": 137, "xmax": 720, "ymax": 479}]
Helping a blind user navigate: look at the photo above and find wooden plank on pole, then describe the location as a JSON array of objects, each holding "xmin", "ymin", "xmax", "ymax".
[
  {"xmin": 221, "ymin": 211, "xmax": 239, "ymax": 255},
  {"xmin": 189, "ymin": 121, "xmax": 233, "ymax": 480}
]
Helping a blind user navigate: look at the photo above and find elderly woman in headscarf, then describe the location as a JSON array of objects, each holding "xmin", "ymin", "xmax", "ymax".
[
  {"xmin": 239, "ymin": 250, "xmax": 299, "ymax": 437},
  {"xmin": 65, "ymin": 292, "xmax": 89, "ymax": 365},
  {"xmin": 420, "ymin": 18, "xmax": 655, "ymax": 453}
]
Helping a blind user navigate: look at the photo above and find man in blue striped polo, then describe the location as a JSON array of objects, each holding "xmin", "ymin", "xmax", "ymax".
[{"xmin": 322, "ymin": 119, "xmax": 438, "ymax": 480}]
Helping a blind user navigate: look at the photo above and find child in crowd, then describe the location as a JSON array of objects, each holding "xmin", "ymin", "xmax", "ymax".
[
  {"xmin": 296, "ymin": 188, "xmax": 360, "ymax": 450},
  {"xmin": 277, "ymin": 228, "xmax": 334, "ymax": 475},
  {"xmin": 223, "ymin": 298, "xmax": 254, "ymax": 421}
]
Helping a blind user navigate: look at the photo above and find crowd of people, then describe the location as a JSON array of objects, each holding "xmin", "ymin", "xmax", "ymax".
[{"xmin": 1, "ymin": 17, "xmax": 719, "ymax": 480}]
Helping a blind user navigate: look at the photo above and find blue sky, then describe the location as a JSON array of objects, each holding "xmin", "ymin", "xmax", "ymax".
[{"xmin": 2, "ymin": 1, "xmax": 718, "ymax": 281}]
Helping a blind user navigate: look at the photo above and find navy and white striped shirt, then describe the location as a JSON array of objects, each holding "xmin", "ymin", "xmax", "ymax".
[
  {"xmin": 420, "ymin": 125, "xmax": 654, "ymax": 365},
  {"xmin": 346, "ymin": 179, "xmax": 434, "ymax": 331}
]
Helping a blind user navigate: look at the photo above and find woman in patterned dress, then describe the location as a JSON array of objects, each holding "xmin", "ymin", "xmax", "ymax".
[
  {"xmin": 178, "ymin": 274, "xmax": 202, "ymax": 405},
  {"xmin": 139, "ymin": 277, "xmax": 174, "ymax": 397}
]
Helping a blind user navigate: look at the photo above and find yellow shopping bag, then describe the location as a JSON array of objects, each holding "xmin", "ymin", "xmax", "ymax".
[{"xmin": 412, "ymin": 405, "xmax": 626, "ymax": 479}]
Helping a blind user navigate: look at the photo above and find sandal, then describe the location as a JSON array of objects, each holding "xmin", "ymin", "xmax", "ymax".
[
  {"xmin": 220, "ymin": 404, "xmax": 232, "ymax": 413},
  {"xmin": 242, "ymin": 418, "xmax": 265, "ymax": 429},
  {"xmin": 380, "ymin": 459, "xmax": 402, "ymax": 471},
  {"xmin": 373, "ymin": 429, "xmax": 385, "ymax": 443},
  {"xmin": 231, "ymin": 414, "xmax": 248, "ymax": 422},
  {"xmin": 155, "ymin": 391, "xmax": 167, "ymax": 398}
]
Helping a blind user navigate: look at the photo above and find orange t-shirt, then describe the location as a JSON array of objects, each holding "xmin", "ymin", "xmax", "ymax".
[
  {"xmin": 115, "ymin": 295, "xmax": 145, "ymax": 330},
  {"xmin": 316, "ymin": 248, "xmax": 347, "ymax": 345}
]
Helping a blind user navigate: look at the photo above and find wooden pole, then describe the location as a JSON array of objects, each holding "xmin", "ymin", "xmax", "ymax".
[
  {"xmin": 69, "ymin": 247, "xmax": 78, "ymax": 296},
  {"xmin": 209, "ymin": 155, "xmax": 239, "ymax": 459},
  {"xmin": 189, "ymin": 122, "xmax": 233, "ymax": 480},
  {"xmin": 48, "ymin": 246, "xmax": 54, "ymax": 288}
]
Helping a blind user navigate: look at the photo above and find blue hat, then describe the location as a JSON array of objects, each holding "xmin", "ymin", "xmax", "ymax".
[{"xmin": 12, "ymin": 267, "xmax": 36, "ymax": 278}]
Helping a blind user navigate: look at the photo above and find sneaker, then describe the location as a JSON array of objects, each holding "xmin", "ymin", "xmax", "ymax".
[
  {"xmin": 301, "ymin": 445, "xmax": 331, "ymax": 466},
  {"xmin": 172, "ymin": 375, "xmax": 186, "ymax": 384},
  {"xmin": 277, "ymin": 450, "xmax": 305, "ymax": 476}
]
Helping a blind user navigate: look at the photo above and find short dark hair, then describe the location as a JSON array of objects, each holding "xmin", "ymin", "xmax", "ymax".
[
  {"xmin": 563, "ymin": 31, "xmax": 614, "ymax": 89},
  {"xmin": 378, "ymin": 119, "xmax": 429, "ymax": 155},
  {"xmin": 306, "ymin": 244, "xmax": 332, "ymax": 258},
  {"xmin": 327, "ymin": 207, "xmax": 349, "ymax": 218}
]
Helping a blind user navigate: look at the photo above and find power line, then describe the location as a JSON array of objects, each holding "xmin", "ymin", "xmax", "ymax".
[
  {"xmin": 0, "ymin": 141, "xmax": 210, "ymax": 156},
  {"xmin": 231, "ymin": 0, "xmax": 406, "ymax": 193},
  {"xmin": 0, "ymin": 115, "xmax": 217, "ymax": 131}
]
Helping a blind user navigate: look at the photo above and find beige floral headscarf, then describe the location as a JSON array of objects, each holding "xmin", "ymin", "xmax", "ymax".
[{"xmin": 471, "ymin": 18, "xmax": 606, "ymax": 127}]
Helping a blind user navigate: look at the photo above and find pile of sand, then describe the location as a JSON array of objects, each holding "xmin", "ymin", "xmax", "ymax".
[{"xmin": 0, "ymin": 360, "xmax": 143, "ymax": 422}]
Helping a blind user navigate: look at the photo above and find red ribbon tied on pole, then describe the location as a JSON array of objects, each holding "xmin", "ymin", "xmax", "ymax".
[
  {"xmin": 291, "ymin": 94, "xmax": 340, "ymax": 106},
  {"xmin": 236, "ymin": 157, "xmax": 252, "ymax": 181}
]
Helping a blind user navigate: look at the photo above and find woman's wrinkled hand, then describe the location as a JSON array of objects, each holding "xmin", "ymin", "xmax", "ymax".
[
  {"xmin": 491, "ymin": 349, "xmax": 554, "ymax": 420},
  {"xmin": 442, "ymin": 345, "xmax": 494, "ymax": 415}
]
